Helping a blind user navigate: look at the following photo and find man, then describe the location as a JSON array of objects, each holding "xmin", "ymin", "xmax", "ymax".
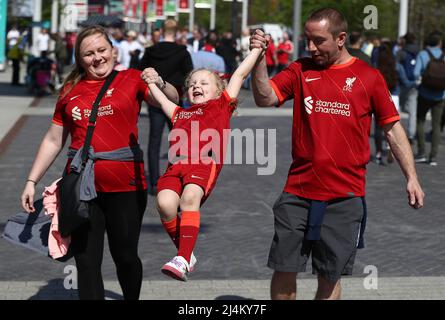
[
  {"xmin": 250, "ymin": 8, "xmax": 424, "ymax": 300},
  {"xmin": 138, "ymin": 18, "xmax": 193, "ymax": 195},
  {"xmin": 397, "ymin": 33, "xmax": 419, "ymax": 145},
  {"xmin": 36, "ymin": 28, "xmax": 50, "ymax": 57},
  {"xmin": 276, "ymin": 31, "xmax": 294, "ymax": 73},
  {"xmin": 7, "ymin": 24, "xmax": 20, "ymax": 52},
  {"xmin": 347, "ymin": 31, "xmax": 371, "ymax": 66},
  {"xmin": 119, "ymin": 30, "xmax": 144, "ymax": 69},
  {"xmin": 191, "ymin": 36, "xmax": 226, "ymax": 74},
  {"xmin": 413, "ymin": 31, "xmax": 445, "ymax": 166},
  {"xmin": 187, "ymin": 28, "xmax": 204, "ymax": 53}
]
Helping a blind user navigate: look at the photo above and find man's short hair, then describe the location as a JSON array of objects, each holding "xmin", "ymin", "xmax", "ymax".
[
  {"xmin": 349, "ymin": 31, "xmax": 362, "ymax": 46},
  {"xmin": 426, "ymin": 31, "xmax": 443, "ymax": 47},
  {"xmin": 163, "ymin": 18, "xmax": 178, "ymax": 35},
  {"xmin": 306, "ymin": 8, "xmax": 348, "ymax": 38},
  {"xmin": 403, "ymin": 32, "xmax": 416, "ymax": 45}
]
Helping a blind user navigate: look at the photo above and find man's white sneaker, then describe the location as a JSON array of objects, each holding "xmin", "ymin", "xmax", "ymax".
[{"xmin": 161, "ymin": 256, "xmax": 190, "ymax": 281}]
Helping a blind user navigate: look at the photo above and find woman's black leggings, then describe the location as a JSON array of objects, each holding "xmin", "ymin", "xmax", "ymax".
[{"xmin": 70, "ymin": 190, "xmax": 147, "ymax": 300}]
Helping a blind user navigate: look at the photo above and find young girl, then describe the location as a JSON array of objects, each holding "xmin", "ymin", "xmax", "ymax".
[{"xmin": 141, "ymin": 46, "xmax": 263, "ymax": 281}]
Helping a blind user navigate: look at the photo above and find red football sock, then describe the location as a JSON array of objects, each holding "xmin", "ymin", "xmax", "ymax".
[
  {"xmin": 177, "ymin": 211, "xmax": 200, "ymax": 264},
  {"xmin": 161, "ymin": 216, "xmax": 181, "ymax": 248}
]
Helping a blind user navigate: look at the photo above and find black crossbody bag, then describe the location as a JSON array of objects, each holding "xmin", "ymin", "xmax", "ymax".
[{"xmin": 57, "ymin": 70, "xmax": 118, "ymax": 237}]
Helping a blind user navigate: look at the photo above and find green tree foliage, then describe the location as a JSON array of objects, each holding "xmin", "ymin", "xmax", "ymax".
[
  {"xmin": 409, "ymin": 0, "xmax": 445, "ymax": 46},
  {"xmin": 250, "ymin": 0, "xmax": 399, "ymax": 39}
]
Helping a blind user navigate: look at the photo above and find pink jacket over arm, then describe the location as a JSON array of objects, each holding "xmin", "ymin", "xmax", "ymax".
[{"xmin": 42, "ymin": 178, "xmax": 71, "ymax": 259}]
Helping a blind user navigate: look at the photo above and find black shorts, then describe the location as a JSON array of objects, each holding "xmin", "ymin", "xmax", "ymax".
[{"xmin": 267, "ymin": 192, "xmax": 366, "ymax": 282}]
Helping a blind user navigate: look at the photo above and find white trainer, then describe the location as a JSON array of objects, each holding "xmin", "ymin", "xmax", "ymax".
[
  {"xmin": 189, "ymin": 252, "xmax": 197, "ymax": 273},
  {"xmin": 161, "ymin": 256, "xmax": 190, "ymax": 281}
]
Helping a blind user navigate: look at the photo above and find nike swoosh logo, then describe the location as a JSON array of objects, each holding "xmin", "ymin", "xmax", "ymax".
[
  {"xmin": 305, "ymin": 77, "xmax": 321, "ymax": 83},
  {"xmin": 191, "ymin": 175, "xmax": 204, "ymax": 180},
  {"xmin": 70, "ymin": 95, "xmax": 81, "ymax": 101}
]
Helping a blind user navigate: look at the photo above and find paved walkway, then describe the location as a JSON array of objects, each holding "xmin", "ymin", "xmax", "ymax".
[{"xmin": 2, "ymin": 277, "xmax": 444, "ymax": 300}]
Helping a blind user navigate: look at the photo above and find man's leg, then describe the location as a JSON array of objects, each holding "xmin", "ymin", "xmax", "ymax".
[
  {"xmin": 268, "ymin": 192, "xmax": 310, "ymax": 300},
  {"xmin": 315, "ymin": 275, "xmax": 341, "ymax": 300},
  {"xmin": 270, "ymin": 271, "xmax": 297, "ymax": 300},
  {"xmin": 429, "ymin": 101, "xmax": 444, "ymax": 161},
  {"xmin": 312, "ymin": 197, "xmax": 364, "ymax": 300},
  {"xmin": 406, "ymin": 88, "xmax": 418, "ymax": 143},
  {"xmin": 416, "ymin": 96, "xmax": 430, "ymax": 158}
]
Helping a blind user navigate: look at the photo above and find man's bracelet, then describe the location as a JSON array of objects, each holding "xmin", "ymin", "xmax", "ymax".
[{"xmin": 26, "ymin": 179, "xmax": 37, "ymax": 185}]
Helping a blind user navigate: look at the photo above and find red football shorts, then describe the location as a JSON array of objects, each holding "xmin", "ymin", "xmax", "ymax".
[{"xmin": 157, "ymin": 161, "xmax": 218, "ymax": 203}]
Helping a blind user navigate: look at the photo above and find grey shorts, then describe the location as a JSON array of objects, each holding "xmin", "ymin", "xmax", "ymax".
[{"xmin": 267, "ymin": 192, "xmax": 366, "ymax": 282}]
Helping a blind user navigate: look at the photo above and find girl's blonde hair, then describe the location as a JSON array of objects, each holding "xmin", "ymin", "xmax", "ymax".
[
  {"xmin": 184, "ymin": 68, "xmax": 226, "ymax": 100},
  {"xmin": 60, "ymin": 25, "xmax": 113, "ymax": 99}
]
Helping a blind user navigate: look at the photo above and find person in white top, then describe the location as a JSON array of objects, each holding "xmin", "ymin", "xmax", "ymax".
[
  {"xmin": 7, "ymin": 25, "xmax": 20, "ymax": 48},
  {"xmin": 118, "ymin": 30, "xmax": 144, "ymax": 69},
  {"xmin": 36, "ymin": 28, "xmax": 50, "ymax": 56}
]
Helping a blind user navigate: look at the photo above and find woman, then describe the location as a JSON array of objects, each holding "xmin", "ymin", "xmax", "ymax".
[{"xmin": 20, "ymin": 26, "xmax": 178, "ymax": 300}]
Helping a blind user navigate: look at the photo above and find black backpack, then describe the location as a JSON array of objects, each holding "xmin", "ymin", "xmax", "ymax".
[{"xmin": 421, "ymin": 49, "xmax": 445, "ymax": 91}]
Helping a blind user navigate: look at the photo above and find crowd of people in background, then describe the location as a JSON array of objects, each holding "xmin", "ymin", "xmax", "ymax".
[{"xmin": 345, "ymin": 30, "xmax": 445, "ymax": 166}]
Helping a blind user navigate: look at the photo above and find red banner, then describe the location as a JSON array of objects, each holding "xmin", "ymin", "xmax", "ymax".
[
  {"xmin": 179, "ymin": 0, "xmax": 188, "ymax": 9},
  {"xmin": 124, "ymin": 0, "xmax": 131, "ymax": 16},
  {"xmin": 156, "ymin": 0, "xmax": 164, "ymax": 16},
  {"xmin": 131, "ymin": 0, "xmax": 139, "ymax": 18},
  {"xmin": 141, "ymin": 0, "xmax": 148, "ymax": 17}
]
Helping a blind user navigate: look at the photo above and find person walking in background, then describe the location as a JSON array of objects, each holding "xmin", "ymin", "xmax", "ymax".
[
  {"xmin": 413, "ymin": 31, "xmax": 445, "ymax": 166},
  {"xmin": 191, "ymin": 36, "xmax": 226, "ymax": 74},
  {"xmin": 216, "ymin": 32, "xmax": 239, "ymax": 75},
  {"xmin": 20, "ymin": 26, "xmax": 179, "ymax": 300},
  {"xmin": 140, "ymin": 45, "xmax": 264, "ymax": 282},
  {"xmin": 138, "ymin": 18, "xmax": 194, "ymax": 195},
  {"xmin": 375, "ymin": 41, "xmax": 401, "ymax": 165},
  {"xmin": 347, "ymin": 31, "xmax": 371, "ymax": 66},
  {"xmin": 7, "ymin": 24, "xmax": 20, "ymax": 57},
  {"xmin": 65, "ymin": 31, "xmax": 77, "ymax": 65},
  {"xmin": 397, "ymin": 33, "xmax": 419, "ymax": 145},
  {"xmin": 276, "ymin": 31, "xmax": 294, "ymax": 73},
  {"xmin": 250, "ymin": 8, "xmax": 424, "ymax": 300},
  {"xmin": 51, "ymin": 32, "xmax": 67, "ymax": 85},
  {"xmin": 7, "ymin": 35, "xmax": 24, "ymax": 86},
  {"xmin": 119, "ymin": 30, "xmax": 144, "ymax": 69},
  {"xmin": 187, "ymin": 28, "xmax": 204, "ymax": 53},
  {"xmin": 265, "ymin": 34, "xmax": 278, "ymax": 77},
  {"xmin": 36, "ymin": 28, "xmax": 50, "ymax": 57}
]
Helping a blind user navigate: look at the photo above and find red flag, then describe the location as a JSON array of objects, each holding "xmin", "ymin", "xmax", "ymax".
[
  {"xmin": 156, "ymin": 0, "xmax": 164, "ymax": 16},
  {"xmin": 179, "ymin": 0, "xmax": 188, "ymax": 9}
]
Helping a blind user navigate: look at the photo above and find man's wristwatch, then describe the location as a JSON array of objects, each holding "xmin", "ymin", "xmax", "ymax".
[{"xmin": 158, "ymin": 77, "xmax": 167, "ymax": 90}]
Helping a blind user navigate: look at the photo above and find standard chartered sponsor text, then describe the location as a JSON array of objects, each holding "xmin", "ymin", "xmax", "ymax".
[
  {"xmin": 315, "ymin": 99, "xmax": 351, "ymax": 117},
  {"xmin": 83, "ymin": 105, "xmax": 114, "ymax": 118}
]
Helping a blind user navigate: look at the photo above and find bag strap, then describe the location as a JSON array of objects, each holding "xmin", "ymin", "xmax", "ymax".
[
  {"xmin": 81, "ymin": 70, "xmax": 119, "ymax": 165},
  {"xmin": 425, "ymin": 48, "xmax": 440, "ymax": 62}
]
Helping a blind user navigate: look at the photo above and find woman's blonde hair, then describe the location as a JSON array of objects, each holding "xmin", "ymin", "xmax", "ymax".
[
  {"xmin": 60, "ymin": 25, "xmax": 113, "ymax": 98},
  {"xmin": 184, "ymin": 68, "xmax": 226, "ymax": 101}
]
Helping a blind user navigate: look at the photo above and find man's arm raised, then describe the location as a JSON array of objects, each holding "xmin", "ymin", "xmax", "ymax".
[{"xmin": 250, "ymin": 29, "xmax": 280, "ymax": 108}]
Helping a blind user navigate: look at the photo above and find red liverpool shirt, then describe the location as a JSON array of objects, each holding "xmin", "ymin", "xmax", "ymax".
[
  {"xmin": 270, "ymin": 57, "xmax": 400, "ymax": 201},
  {"xmin": 170, "ymin": 90, "xmax": 237, "ymax": 172},
  {"xmin": 52, "ymin": 69, "xmax": 148, "ymax": 192}
]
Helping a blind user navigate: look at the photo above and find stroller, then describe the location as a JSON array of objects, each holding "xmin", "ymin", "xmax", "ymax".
[{"xmin": 26, "ymin": 53, "xmax": 56, "ymax": 96}]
